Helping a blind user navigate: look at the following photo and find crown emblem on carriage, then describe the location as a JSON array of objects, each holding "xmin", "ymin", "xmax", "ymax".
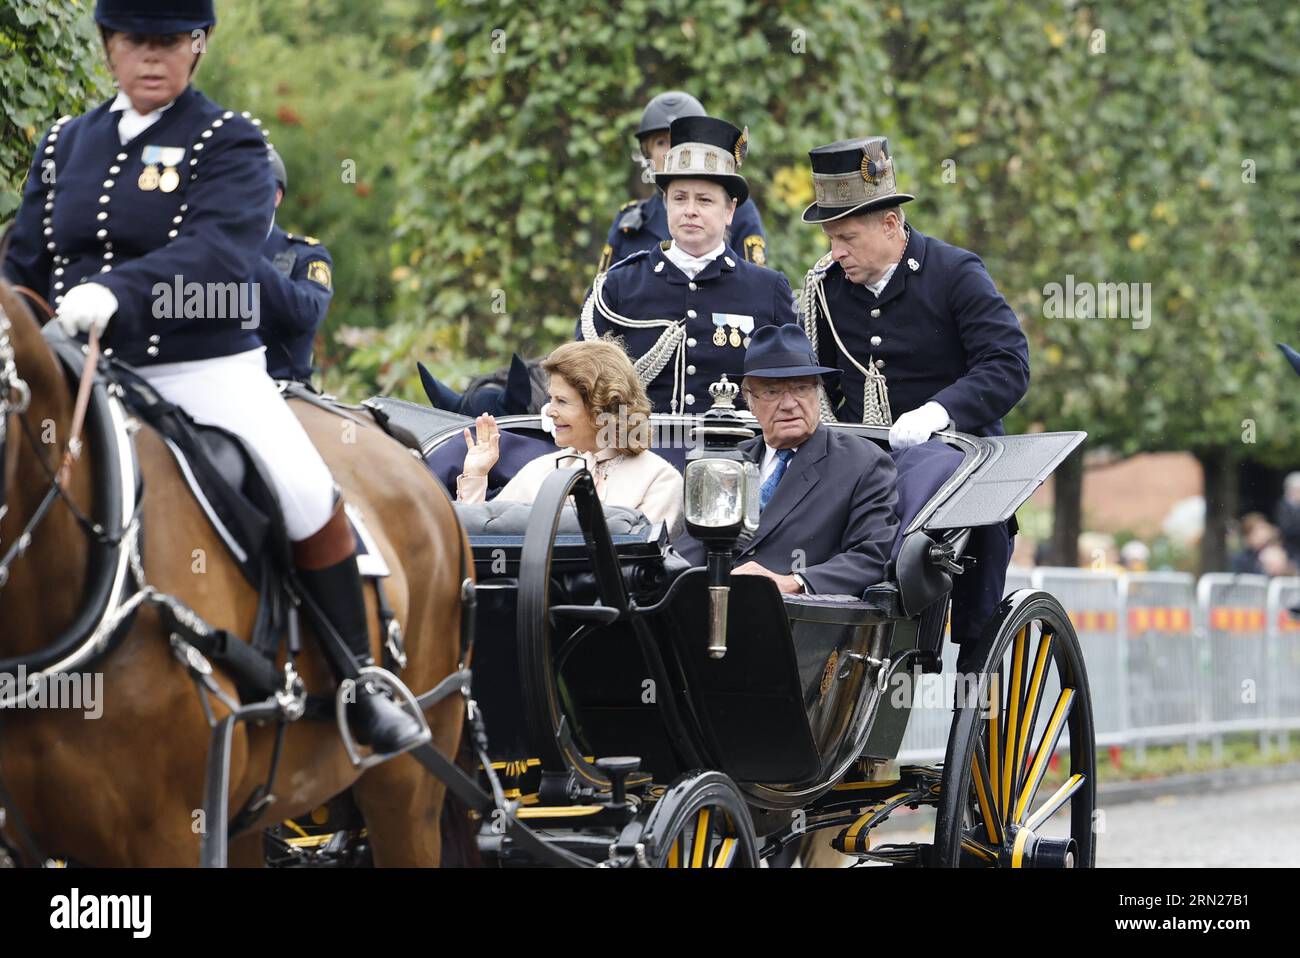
[{"xmin": 708, "ymin": 374, "xmax": 740, "ymax": 409}]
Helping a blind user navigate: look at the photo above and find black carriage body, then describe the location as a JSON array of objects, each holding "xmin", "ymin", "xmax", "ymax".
[{"xmin": 424, "ymin": 412, "xmax": 1084, "ymax": 818}]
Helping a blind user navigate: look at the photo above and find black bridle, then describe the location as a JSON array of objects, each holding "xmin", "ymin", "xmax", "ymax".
[
  {"xmin": 0, "ymin": 276, "xmax": 110, "ymax": 592},
  {"xmin": 0, "ymin": 294, "xmax": 35, "ymax": 579}
]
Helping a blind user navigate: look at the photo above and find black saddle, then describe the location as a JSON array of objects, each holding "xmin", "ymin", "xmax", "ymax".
[{"xmin": 110, "ymin": 361, "xmax": 289, "ymax": 587}]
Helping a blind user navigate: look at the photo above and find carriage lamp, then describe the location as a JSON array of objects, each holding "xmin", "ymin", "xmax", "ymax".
[{"xmin": 683, "ymin": 376, "xmax": 761, "ymax": 659}]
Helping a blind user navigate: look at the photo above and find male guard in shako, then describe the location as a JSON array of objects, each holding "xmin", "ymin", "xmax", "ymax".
[
  {"xmin": 596, "ymin": 92, "xmax": 770, "ymax": 273},
  {"xmin": 255, "ymin": 146, "xmax": 333, "ymax": 384},
  {"xmin": 797, "ymin": 136, "xmax": 1030, "ymax": 675},
  {"xmin": 579, "ymin": 115, "xmax": 795, "ymax": 414}
]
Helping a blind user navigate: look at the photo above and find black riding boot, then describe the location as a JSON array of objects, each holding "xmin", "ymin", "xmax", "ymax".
[{"xmin": 296, "ymin": 555, "xmax": 425, "ymax": 754}]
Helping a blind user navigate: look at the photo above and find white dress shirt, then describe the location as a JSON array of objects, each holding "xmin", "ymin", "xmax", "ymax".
[
  {"xmin": 758, "ymin": 442, "xmax": 807, "ymax": 591},
  {"xmin": 664, "ymin": 240, "xmax": 725, "ymax": 279},
  {"xmin": 864, "ymin": 260, "xmax": 899, "ymax": 297},
  {"xmin": 110, "ymin": 91, "xmax": 176, "ymax": 146},
  {"xmin": 760, "ymin": 442, "xmax": 800, "ymax": 483}
]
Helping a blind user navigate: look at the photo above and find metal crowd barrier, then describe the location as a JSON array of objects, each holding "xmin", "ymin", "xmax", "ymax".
[
  {"xmin": 1120, "ymin": 571, "xmax": 1201, "ymax": 761},
  {"xmin": 896, "ymin": 566, "xmax": 1300, "ymax": 767},
  {"xmin": 1266, "ymin": 577, "xmax": 1300, "ymax": 753},
  {"xmin": 1031, "ymin": 568, "xmax": 1124, "ymax": 745},
  {"xmin": 1198, "ymin": 573, "xmax": 1270, "ymax": 758}
]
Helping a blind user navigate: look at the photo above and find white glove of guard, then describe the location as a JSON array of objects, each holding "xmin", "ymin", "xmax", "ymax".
[
  {"xmin": 56, "ymin": 282, "xmax": 118, "ymax": 338},
  {"xmin": 889, "ymin": 401, "xmax": 950, "ymax": 450}
]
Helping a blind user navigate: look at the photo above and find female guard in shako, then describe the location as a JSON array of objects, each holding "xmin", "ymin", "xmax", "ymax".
[
  {"xmin": 3, "ymin": 0, "xmax": 422, "ymax": 754},
  {"xmin": 579, "ymin": 115, "xmax": 795, "ymax": 414},
  {"xmin": 596, "ymin": 92, "xmax": 770, "ymax": 273}
]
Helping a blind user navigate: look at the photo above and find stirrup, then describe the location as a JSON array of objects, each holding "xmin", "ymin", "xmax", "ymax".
[{"xmin": 334, "ymin": 665, "xmax": 432, "ymax": 771}]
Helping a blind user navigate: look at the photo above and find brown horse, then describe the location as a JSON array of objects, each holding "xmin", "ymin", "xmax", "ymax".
[{"xmin": 0, "ymin": 278, "xmax": 469, "ymax": 866}]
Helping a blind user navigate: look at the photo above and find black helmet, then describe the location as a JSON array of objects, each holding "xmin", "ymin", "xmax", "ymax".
[
  {"xmin": 268, "ymin": 146, "xmax": 287, "ymax": 195},
  {"xmin": 95, "ymin": 0, "xmax": 216, "ymax": 33},
  {"xmin": 636, "ymin": 91, "xmax": 705, "ymax": 139}
]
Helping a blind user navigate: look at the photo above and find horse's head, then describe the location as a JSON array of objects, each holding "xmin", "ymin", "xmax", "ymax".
[
  {"xmin": 0, "ymin": 274, "xmax": 82, "ymax": 613},
  {"xmin": 0, "ymin": 278, "xmax": 36, "ymax": 534}
]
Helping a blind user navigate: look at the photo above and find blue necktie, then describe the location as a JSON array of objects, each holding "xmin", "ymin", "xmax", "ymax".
[{"xmin": 759, "ymin": 448, "xmax": 793, "ymax": 512}]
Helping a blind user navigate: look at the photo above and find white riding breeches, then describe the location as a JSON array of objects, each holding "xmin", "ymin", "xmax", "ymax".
[{"xmin": 135, "ymin": 347, "xmax": 337, "ymax": 541}]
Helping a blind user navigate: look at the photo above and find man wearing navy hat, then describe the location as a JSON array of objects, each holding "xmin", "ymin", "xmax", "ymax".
[
  {"xmin": 579, "ymin": 115, "xmax": 796, "ymax": 414},
  {"xmin": 256, "ymin": 146, "xmax": 334, "ymax": 383},
  {"xmin": 596, "ymin": 92, "xmax": 770, "ymax": 273},
  {"xmin": 674, "ymin": 324, "xmax": 898, "ymax": 595},
  {"xmin": 797, "ymin": 136, "xmax": 1030, "ymax": 671}
]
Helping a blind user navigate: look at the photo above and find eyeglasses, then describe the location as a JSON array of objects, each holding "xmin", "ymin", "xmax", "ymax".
[{"xmin": 744, "ymin": 382, "xmax": 818, "ymax": 403}]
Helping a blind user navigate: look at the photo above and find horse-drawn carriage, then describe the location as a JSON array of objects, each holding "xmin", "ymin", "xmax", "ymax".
[
  {"xmin": 352, "ymin": 380, "xmax": 1095, "ymax": 868},
  {"xmin": 1, "ymin": 274, "xmax": 1093, "ymax": 866}
]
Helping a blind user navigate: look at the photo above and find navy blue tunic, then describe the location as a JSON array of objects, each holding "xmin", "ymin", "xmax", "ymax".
[
  {"xmin": 256, "ymin": 225, "xmax": 333, "ymax": 382},
  {"xmin": 578, "ymin": 243, "xmax": 796, "ymax": 413},
  {"xmin": 3, "ymin": 86, "xmax": 275, "ymax": 367},
  {"xmin": 597, "ymin": 191, "xmax": 769, "ymax": 272},
  {"xmin": 804, "ymin": 228, "xmax": 1030, "ymax": 436}
]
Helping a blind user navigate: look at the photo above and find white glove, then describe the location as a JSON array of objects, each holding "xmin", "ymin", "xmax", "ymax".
[
  {"xmin": 539, "ymin": 401, "xmax": 556, "ymax": 436},
  {"xmin": 889, "ymin": 401, "xmax": 950, "ymax": 450},
  {"xmin": 56, "ymin": 282, "xmax": 118, "ymax": 338}
]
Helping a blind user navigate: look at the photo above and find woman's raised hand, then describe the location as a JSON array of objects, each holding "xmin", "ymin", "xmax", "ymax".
[{"xmin": 462, "ymin": 413, "xmax": 501, "ymax": 478}]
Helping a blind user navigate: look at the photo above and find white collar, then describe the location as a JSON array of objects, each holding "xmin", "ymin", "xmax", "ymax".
[
  {"xmin": 861, "ymin": 226, "xmax": 912, "ymax": 295},
  {"xmin": 664, "ymin": 240, "xmax": 725, "ymax": 279},
  {"xmin": 110, "ymin": 91, "xmax": 177, "ymax": 119},
  {"xmin": 111, "ymin": 91, "xmax": 177, "ymax": 146},
  {"xmin": 864, "ymin": 260, "xmax": 899, "ymax": 297},
  {"xmin": 761, "ymin": 442, "xmax": 799, "ymax": 475}
]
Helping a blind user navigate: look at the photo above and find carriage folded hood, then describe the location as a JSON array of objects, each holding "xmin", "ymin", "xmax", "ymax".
[{"xmin": 920, "ymin": 431, "xmax": 1086, "ymax": 532}]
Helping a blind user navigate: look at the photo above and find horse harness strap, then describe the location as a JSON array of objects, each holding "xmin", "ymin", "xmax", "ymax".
[{"xmin": 0, "ymin": 327, "xmax": 141, "ymax": 690}]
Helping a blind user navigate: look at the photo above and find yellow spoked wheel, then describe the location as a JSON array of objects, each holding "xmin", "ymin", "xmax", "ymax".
[
  {"xmin": 642, "ymin": 771, "xmax": 760, "ymax": 868},
  {"xmin": 934, "ymin": 591, "xmax": 1096, "ymax": 868}
]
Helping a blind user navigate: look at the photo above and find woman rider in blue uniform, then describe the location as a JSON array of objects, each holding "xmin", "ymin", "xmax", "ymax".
[{"xmin": 2, "ymin": 0, "xmax": 421, "ymax": 753}]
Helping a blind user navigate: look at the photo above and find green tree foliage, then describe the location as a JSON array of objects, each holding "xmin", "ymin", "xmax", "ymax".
[
  {"xmin": 196, "ymin": 0, "xmax": 437, "ymax": 375},
  {"xmin": 0, "ymin": 0, "xmax": 111, "ymax": 220},
  {"xmin": 377, "ymin": 0, "xmax": 1293, "ymax": 459},
  {"xmin": 1199, "ymin": 3, "xmax": 1300, "ymax": 470},
  {"xmin": 376, "ymin": 0, "xmax": 902, "ymax": 400}
]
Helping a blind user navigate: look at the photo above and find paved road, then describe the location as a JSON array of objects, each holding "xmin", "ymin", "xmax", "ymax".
[{"xmin": 809, "ymin": 779, "xmax": 1300, "ymax": 867}]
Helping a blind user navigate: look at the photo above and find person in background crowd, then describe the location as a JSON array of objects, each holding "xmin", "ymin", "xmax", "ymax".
[
  {"xmin": 1231, "ymin": 512, "xmax": 1278, "ymax": 575},
  {"xmin": 1119, "ymin": 539, "xmax": 1150, "ymax": 572},
  {"xmin": 1274, "ymin": 472, "xmax": 1300, "ymax": 566},
  {"xmin": 1257, "ymin": 543, "xmax": 1296, "ymax": 578}
]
